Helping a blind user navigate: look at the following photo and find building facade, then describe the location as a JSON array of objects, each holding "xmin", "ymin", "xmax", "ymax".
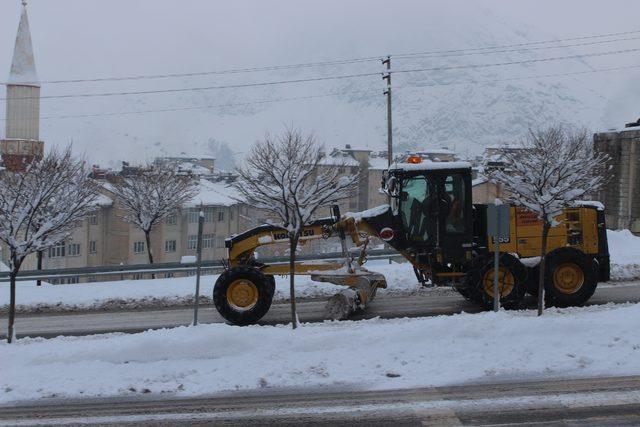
[{"xmin": 594, "ymin": 124, "xmax": 640, "ymax": 233}]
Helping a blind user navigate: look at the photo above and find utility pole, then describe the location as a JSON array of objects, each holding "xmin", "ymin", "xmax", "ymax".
[{"xmin": 382, "ymin": 56, "xmax": 393, "ymax": 166}]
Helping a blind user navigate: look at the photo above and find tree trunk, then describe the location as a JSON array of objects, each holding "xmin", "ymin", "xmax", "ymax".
[
  {"xmin": 144, "ymin": 230, "xmax": 155, "ymax": 279},
  {"xmin": 36, "ymin": 250, "xmax": 43, "ymax": 287},
  {"xmin": 537, "ymin": 222, "xmax": 551, "ymax": 316},
  {"xmin": 7, "ymin": 270, "xmax": 17, "ymax": 343},
  {"xmin": 289, "ymin": 234, "xmax": 299, "ymax": 330}
]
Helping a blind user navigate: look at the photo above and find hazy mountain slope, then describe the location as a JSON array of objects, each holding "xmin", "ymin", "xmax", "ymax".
[{"xmin": 2, "ymin": 1, "xmax": 633, "ymax": 165}]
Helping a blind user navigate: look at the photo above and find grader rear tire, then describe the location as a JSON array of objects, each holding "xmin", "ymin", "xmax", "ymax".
[
  {"xmin": 213, "ymin": 266, "xmax": 275, "ymax": 326},
  {"xmin": 545, "ymin": 248, "xmax": 597, "ymax": 307}
]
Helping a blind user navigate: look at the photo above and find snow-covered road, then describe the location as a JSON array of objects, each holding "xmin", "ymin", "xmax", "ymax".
[
  {"xmin": 3, "ymin": 281, "xmax": 639, "ymax": 340},
  {"xmin": 2, "ymin": 376, "xmax": 640, "ymax": 426}
]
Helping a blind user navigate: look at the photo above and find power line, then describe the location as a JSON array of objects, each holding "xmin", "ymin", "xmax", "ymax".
[
  {"xmin": 0, "ymin": 89, "xmax": 382, "ymax": 121},
  {"xmin": 3, "ymin": 63, "xmax": 638, "ymax": 122},
  {"xmin": 392, "ymin": 47, "xmax": 640, "ymax": 75},
  {"xmin": 3, "ymin": 46, "xmax": 636, "ymax": 102},
  {"xmin": 393, "ymin": 28, "xmax": 640, "ymax": 58},
  {"xmin": 394, "ymin": 35, "xmax": 640, "ymax": 61},
  {"xmin": 0, "ymin": 72, "xmax": 381, "ymax": 101},
  {"xmin": 393, "ymin": 63, "xmax": 640, "ymax": 91},
  {"xmin": 1, "ymin": 29, "xmax": 639, "ymax": 86}
]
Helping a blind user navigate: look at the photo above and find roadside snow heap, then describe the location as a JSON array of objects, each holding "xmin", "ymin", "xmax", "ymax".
[
  {"xmin": 607, "ymin": 229, "xmax": 640, "ymax": 281},
  {"xmin": 2, "ymin": 303, "xmax": 640, "ymax": 403}
]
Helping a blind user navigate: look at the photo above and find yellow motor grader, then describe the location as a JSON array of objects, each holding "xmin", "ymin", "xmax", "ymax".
[{"xmin": 213, "ymin": 158, "xmax": 610, "ymax": 325}]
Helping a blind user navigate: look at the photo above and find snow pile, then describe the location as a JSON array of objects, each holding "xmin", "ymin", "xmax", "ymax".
[
  {"xmin": 608, "ymin": 229, "xmax": 640, "ymax": 281},
  {"xmin": 2, "ymin": 303, "xmax": 640, "ymax": 403},
  {"xmin": 0, "ymin": 260, "xmax": 421, "ymax": 313}
]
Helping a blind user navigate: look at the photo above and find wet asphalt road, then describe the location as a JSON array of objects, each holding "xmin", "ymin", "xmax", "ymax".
[
  {"xmin": 2, "ymin": 375, "xmax": 640, "ymax": 426},
  {"xmin": 1, "ymin": 282, "xmax": 639, "ymax": 339}
]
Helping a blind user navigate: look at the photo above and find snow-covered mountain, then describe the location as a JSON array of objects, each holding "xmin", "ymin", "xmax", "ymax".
[{"xmin": 2, "ymin": 1, "xmax": 637, "ymax": 165}]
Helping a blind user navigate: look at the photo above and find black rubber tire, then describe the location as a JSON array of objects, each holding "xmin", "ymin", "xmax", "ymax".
[
  {"xmin": 544, "ymin": 248, "xmax": 598, "ymax": 307},
  {"xmin": 476, "ymin": 253, "xmax": 527, "ymax": 310},
  {"xmin": 457, "ymin": 255, "xmax": 486, "ymax": 303},
  {"xmin": 525, "ymin": 265, "xmax": 540, "ymax": 297},
  {"xmin": 213, "ymin": 266, "xmax": 275, "ymax": 325}
]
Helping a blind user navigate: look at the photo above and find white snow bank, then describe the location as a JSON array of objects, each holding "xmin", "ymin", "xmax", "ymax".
[
  {"xmin": 0, "ymin": 260, "xmax": 419, "ymax": 313},
  {"xmin": 608, "ymin": 229, "xmax": 640, "ymax": 281},
  {"xmin": 2, "ymin": 303, "xmax": 640, "ymax": 403}
]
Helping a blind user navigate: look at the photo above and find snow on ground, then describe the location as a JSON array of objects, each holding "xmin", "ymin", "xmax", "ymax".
[
  {"xmin": 608, "ymin": 229, "xmax": 640, "ymax": 281},
  {"xmin": 1, "ymin": 229, "xmax": 639, "ymax": 313},
  {"xmin": 0, "ymin": 260, "xmax": 420, "ymax": 314},
  {"xmin": 2, "ymin": 302, "xmax": 640, "ymax": 404}
]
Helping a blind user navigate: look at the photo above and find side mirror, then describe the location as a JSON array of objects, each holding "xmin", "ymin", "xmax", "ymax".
[{"xmin": 386, "ymin": 176, "xmax": 400, "ymax": 198}]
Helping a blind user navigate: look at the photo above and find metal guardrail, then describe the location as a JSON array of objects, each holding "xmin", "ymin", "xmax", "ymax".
[{"xmin": 0, "ymin": 249, "xmax": 401, "ymax": 282}]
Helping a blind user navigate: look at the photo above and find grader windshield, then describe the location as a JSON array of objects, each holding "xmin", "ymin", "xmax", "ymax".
[{"xmin": 396, "ymin": 166, "xmax": 472, "ymax": 247}]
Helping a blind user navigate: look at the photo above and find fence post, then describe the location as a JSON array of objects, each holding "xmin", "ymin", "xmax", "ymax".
[{"xmin": 193, "ymin": 208, "xmax": 205, "ymax": 326}]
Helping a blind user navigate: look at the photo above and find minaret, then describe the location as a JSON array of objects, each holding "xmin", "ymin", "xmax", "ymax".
[{"xmin": 1, "ymin": 0, "xmax": 44, "ymax": 172}]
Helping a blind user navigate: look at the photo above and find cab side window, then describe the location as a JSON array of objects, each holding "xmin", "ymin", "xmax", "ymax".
[
  {"xmin": 444, "ymin": 174, "xmax": 467, "ymax": 234},
  {"xmin": 400, "ymin": 176, "xmax": 431, "ymax": 242}
]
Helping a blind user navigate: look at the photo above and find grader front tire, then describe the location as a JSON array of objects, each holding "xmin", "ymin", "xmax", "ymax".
[{"xmin": 213, "ymin": 266, "xmax": 275, "ymax": 326}]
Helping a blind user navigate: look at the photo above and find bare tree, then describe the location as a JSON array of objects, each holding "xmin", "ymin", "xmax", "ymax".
[
  {"xmin": 112, "ymin": 164, "xmax": 198, "ymax": 266},
  {"xmin": 490, "ymin": 126, "xmax": 608, "ymax": 315},
  {"xmin": 0, "ymin": 148, "xmax": 99, "ymax": 343},
  {"xmin": 234, "ymin": 129, "xmax": 358, "ymax": 329}
]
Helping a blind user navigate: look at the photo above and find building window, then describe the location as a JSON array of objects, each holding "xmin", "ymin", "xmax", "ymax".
[
  {"xmin": 216, "ymin": 237, "xmax": 226, "ymax": 248},
  {"xmin": 165, "ymin": 239, "xmax": 177, "ymax": 252},
  {"xmin": 89, "ymin": 240, "xmax": 97, "ymax": 254},
  {"xmin": 48, "ymin": 242, "xmax": 65, "ymax": 258},
  {"xmin": 203, "ymin": 233, "xmax": 214, "ymax": 249},
  {"xmin": 218, "ymin": 211, "xmax": 224, "ymax": 222},
  {"xmin": 204, "ymin": 208, "xmax": 215, "ymax": 223},
  {"xmin": 89, "ymin": 212, "xmax": 99, "ymax": 225},
  {"xmin": 165, "ymin": 212, "xmax": 177, "ymax": 225},
  {"xmin": 187, "ymin": 235, "xmax": 198, "ymax": 250},
  {"xmin": 230, "ymin": 209, "xmax": 234, "ymax": 220},
  {"xmin": 133, "ymin": 241, "xmax": 145, "ymax": 254},
  {"xmin": 68, "ymin": 243, "xmax": 81, "ymax": 257},
  {"xmin": 188, "ymin": 209, "xmax": 200, "ymax": 223}
]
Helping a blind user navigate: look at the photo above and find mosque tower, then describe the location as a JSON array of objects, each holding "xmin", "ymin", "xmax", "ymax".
[{"xmin": 1, "ymin": 1, "xmax": 44, "ymax": 172}]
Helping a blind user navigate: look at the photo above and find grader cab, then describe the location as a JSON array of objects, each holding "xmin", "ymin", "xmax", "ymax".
[{"xmin": 213, "ymin": 159, "xmax": 610, "ymax": 325}]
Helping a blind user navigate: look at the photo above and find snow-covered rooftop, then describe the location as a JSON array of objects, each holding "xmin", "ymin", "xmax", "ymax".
[
  {"xmin": 177, "ymin": 162, "xmax": 211, "ymax": 175},
  {"xmin": 7, "ymin": 5, "xmax": 39, "ymax": 86},
  {"xmin": 414, "ymin": 148, "xmax": 456, "ymax": 155},
  {"xmin": 368, "ymin": 156, "xmax": 389, "ymax": 170},
  {"xmin": 184, "ymin": 178, "xmax": 239, "ymax": 207},
  {"xmin": 389, "ymin": 161, "xmax": 472, "ymax": 172},
  {"xmin": 472, "ymin": 176, "xmax": 488, "ymax": 187},
  {"xmin": 91, "ymin": 193, "xmax": 114, "ymax": 207},
  {"xmin": 319, "ymin": 154, "xmax": 360, "ymax": 167}
]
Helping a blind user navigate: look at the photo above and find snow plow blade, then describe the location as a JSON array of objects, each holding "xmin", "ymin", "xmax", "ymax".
[{"xmin": 311, "ymin": 270, "xmax": 387, "ymax": 320}]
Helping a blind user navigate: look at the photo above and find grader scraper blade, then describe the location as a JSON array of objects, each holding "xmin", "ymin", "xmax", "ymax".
[{"xmin": 311, "ymin": 271, "xmax": 387, "ymax": 320}]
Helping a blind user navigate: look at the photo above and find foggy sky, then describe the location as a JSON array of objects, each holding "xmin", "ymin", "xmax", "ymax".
[{"xmin": 1, "ymin": 0, "xmax": 639, "ymax": 162}]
